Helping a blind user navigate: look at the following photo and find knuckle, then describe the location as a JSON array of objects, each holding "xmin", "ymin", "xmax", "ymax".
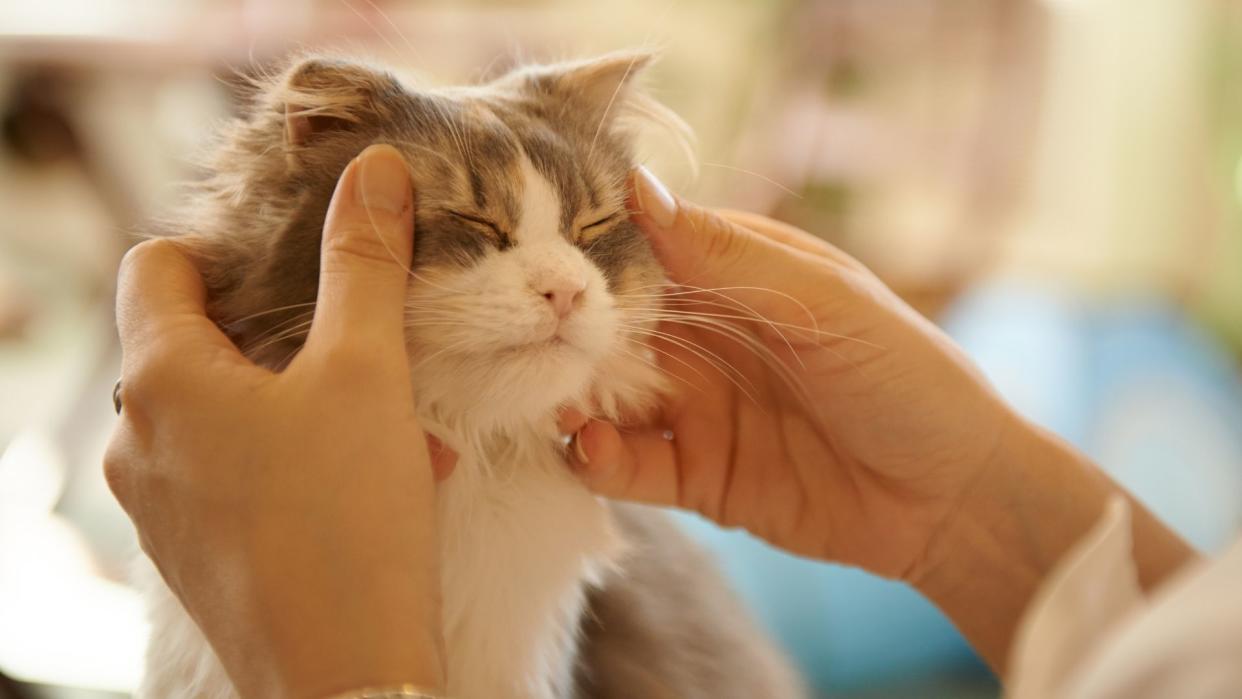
[
  {"xmin": 121, "ymin": 348, "xmax": 181, "ymax": 410},
  {"xmin": 135, "ymin": 534, "xmax": 154, "ymax": 559},
  {"xmin": 101, "ymin": 432, "xmax": 136, "ymax": 503},
  {"xmin": 686, "ymin": 206, "xmax": 750, "ymax": 262}
]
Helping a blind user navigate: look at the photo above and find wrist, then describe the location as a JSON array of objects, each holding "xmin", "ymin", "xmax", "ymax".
[
  {"xmin": 214, "ymin": 539, "xmax": 447, "ymax": 699},
  {"xmin": 266, "ymin": 579, "xmax": 446, "ymax": 699},
  {"xmin": 909, "ymin": 408, "xmax": 1198, "ymax": 674},
  {"xmin": 908, "ymin": 409, "xmax": 1115, "ymax": 672},
  {"xmin": 322, "ymin": 685, "xmax": 445, "ymax": 699},
  {"xmin": 272, "ymin": 630, "xmax": 446, "ymax": 699},
  {"xmin": 224, "ymin": 612, "xmax": 445, "ymax": 699}
]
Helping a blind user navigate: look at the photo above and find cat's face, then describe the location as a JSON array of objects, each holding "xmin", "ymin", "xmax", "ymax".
[
  {"xmin": 397, "ymin": 87, "xmax": 665, "ymax": 427},
  {"xmin": 189, "ymin": 54, "xmax": 674, "ymax": 433}
]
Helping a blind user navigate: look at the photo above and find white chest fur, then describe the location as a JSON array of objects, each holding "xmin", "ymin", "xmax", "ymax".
[
  {"xmin": 437, "ymin": 442, "xmax": 624, "ymax": 699},
  {"xmin": 137, "ymin": 438, "xmax": 623, "ymax": 699}
]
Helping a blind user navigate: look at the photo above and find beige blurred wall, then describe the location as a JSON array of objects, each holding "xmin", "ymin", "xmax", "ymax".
[{"xmin": 1000, "ymin": 0, "xmax": 1235, "ymax": 314}]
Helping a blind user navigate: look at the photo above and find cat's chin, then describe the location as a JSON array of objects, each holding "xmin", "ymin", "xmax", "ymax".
[
  {"xmin": 407, "ymin": 320, "xmax": 663, "ymax": 442},
  {"xmin": 410, "ymin": 346, "xmax": 597, "ymax": 434},
  {"xmin": 502, "ymin": 334, "xmax": 589, "ymax": 358}
]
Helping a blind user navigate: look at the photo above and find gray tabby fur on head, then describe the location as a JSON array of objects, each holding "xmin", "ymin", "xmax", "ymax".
[{"xmin": 173, "ymin": 50, "xmax": 689, "ymax": 440}]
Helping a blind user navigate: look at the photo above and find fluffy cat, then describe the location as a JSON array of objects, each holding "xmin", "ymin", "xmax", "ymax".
[{"xmin": 138, "ymin": 51, "xmax": 805, "ymax": 699}]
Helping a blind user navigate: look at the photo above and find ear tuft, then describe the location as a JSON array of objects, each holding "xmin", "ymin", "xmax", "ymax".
[
  {"xmin": 504, "ymin": 50, "xmax": 695, "ymax": 168},
  {"xmin": 274, "ymin": 57, "xmax": 396, "ymax": 148},
  {"xmin": 510, "ymin": 50, "xmax": 656, "ymax": 126},
  {"xmin": 552, "ymin": 50, "xmax": 654, "ymax": 106}
]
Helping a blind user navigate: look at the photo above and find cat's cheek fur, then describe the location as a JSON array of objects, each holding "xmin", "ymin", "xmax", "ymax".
[{"xmin": 588, "ymin": 337, "xmax": 670, "ymax": 421}]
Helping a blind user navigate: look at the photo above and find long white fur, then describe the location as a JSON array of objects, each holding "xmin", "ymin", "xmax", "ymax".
[{"xmin": 138, "ymin": 155, "xmax": 667, "ymax": 699}]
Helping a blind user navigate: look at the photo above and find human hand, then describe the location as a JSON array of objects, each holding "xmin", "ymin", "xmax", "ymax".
[
  {"xmin": 567, "ymin": 169, "xmax": 1195, "ymax": 672},
  {"xmin": 104, "ymin": 145, "xmax": 446, "ymax": 699},
  {"xmin": 568, "ymin": 167, "xmax": 1014, "ymax": 580}
]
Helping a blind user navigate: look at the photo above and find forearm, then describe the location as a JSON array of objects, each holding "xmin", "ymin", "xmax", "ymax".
[{"xmin": 910, "ymin": 409, "xmax": 1199, "ymax": 674}]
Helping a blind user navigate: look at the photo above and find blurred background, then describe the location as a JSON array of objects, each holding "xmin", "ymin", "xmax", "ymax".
[{"xmin": 1, "ymin": 0, "xmax": 1241, "ymax": 697}]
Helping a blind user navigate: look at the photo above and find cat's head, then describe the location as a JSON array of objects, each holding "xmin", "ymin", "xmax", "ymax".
[{"xmin": 180, "ymin": 52, "xmax": 684, "ymax": 435}]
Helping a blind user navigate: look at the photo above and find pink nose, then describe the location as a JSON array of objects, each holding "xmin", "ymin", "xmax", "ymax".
[{"xmin": 539, "ymin": 281, "xmax": 585, "ymax": 318}]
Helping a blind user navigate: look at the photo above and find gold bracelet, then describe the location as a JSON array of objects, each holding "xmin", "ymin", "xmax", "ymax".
[{"xmin": 323, "ymin": 684, "xmax": 443, "ymax": 699}]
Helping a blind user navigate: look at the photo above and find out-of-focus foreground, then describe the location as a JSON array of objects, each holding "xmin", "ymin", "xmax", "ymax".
[{"xmin": 1, "ymin": 1, "xmax": 1240, "ymax": 697}]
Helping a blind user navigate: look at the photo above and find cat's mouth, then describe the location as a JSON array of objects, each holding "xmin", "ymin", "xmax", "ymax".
[
  {"xmin": 532, "ymin": 333, "xmax": 579, "ymax": 353},
  {"xmin": 523, "ymin": 327, "xmax": 611, "ymax": 365},
  {"xmin": 490, "ymin": 332, "xmax": 579, "ymax": 358},
  {"xmin": 531, "ymin": 320, "xmax": 585, "ymax": 350}
]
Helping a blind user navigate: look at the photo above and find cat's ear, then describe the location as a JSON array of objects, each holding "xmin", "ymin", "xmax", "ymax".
[
  {"xmin": 270, "ymin": 58, "xmax": 398, "ymax": 148},
  {"xmin": 512, "ymin": 51, "xmax": 655, "ymax": 127}
]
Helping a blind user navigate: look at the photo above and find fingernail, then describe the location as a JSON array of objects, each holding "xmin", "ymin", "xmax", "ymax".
[
  {"xmin": 570, "ymin": 429, "xmax": 590, "ymax": 467},
  {"xmin": 558, "ymin": 407, "xmax": 590, "ymax": 436},
  {"xmin": 356, "ymin": 144, "xmax": 411, "ymax": 215},
  {"xmin": 634, "ymin": 166, "xmax": 677, "ymax": 229}
]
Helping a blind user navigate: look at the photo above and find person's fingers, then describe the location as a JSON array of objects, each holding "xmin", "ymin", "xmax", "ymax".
[
  {"xmin": 568, "ymin": 420, "xmax": 682, "ymax": 507},
  {"xmin": 629, "ymin": 166, "xmax": 758, "ymax": 285},
  {"xmin": 557, "ymin": 407, "xmax": 590, "ymax": 435},
  {"xmin": 101, "ymin": 419, "xmax": 142, "ymax": 513},
  {"xmin": 304, "ymin": 144, "xmax": 415, "ymax": 365},
  {"xmin": 116, "ymin": 239, "xmax": 238, "ymax": 363},
  {"xmin": 715, "ymin": 209, "xmax": 829, "ymax": 258},
  {"xmin": 631, "ymin": 167, "xmax": 858, "ymax": 277},
  {"xmin": 715, "ymin": 208, "xmax": 869, "ymax": 273},
  {"xmin": 628, "ymin": 167, "xmax": 845, "ymax": 323},
  {"xmin": 114, "ymin": 239, "xmax": 254, "ymax": 408},
  {"xmin": 425, "ymin": 435, "xmax": 458, "ymax": 481}
]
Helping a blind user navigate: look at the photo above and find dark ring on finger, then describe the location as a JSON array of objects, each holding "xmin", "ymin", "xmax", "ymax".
[{"xmin": 113, "ymin": 379, "xmax": 123, "ymax": 414}]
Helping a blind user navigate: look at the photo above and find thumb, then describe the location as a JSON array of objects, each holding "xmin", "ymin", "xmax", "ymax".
[
  {"xmin": 629, "ymin": 166, "xmax": 761, "ymax": 286},
  {"xmin": 304, "ymin": 144, "xmax": 414, "ymax": 362},
  {"xmin": 630, "ymin": 167, "xmax": 837, "ymax": 326},
  {"xmin": 568, "ymin": 420, "xmax": 682, "ymax": 508}
]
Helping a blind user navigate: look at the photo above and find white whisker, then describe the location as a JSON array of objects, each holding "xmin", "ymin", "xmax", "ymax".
[
  {"xmin": 337, "ymin": 0, "xmax": 402, "ymax": 57},
  {"xmin": 699, "ymin": 161, "xmax": 803, "ymax": 199},
  {"xmin": 223, "ymin": 301, "xmax": 318, "ymax": 327},
  {"xmin": 620, "ymin": 322, "xmax": 761, "ymax": 407},
  {"xmin": 587, "ymin": 53, "xmax": 643, "ymax": 166},
  {"xmin": 239, "ymin": 310, "xmax": 316, "ymax": 352},
  {"xmin": 243, "ymin": 318, "xmax": 315, "ymax": 358}
]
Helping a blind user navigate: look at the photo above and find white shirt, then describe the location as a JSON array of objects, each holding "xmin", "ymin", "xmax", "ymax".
[{"xmin": 1007, "ymin": 498, "xmax": 1242, "ymax": 698}]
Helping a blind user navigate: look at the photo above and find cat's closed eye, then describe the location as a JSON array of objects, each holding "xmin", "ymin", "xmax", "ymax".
[
  {"xmin": 577, "ymin": 212, "xmax": 619, "ymax": 242},
  {"xmin": 448, "ymin": 209, "xmax": 512, "ymax": 249},
  {"xmin": 583, "ymin": 213, "xmax": 617, "ymax": 230}
]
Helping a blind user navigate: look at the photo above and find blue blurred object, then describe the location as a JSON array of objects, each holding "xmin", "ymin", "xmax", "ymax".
[
  {"xmin": 673, "ymin": 511, "xmax": 981, "ymax": 691},
  {"xmin": 675, "ymin": 281, "xmax": 1242, "ymax": 693},
  {"xmin": 944, "ymin": 283, "xmax": 1242, "ymax": 552}
]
